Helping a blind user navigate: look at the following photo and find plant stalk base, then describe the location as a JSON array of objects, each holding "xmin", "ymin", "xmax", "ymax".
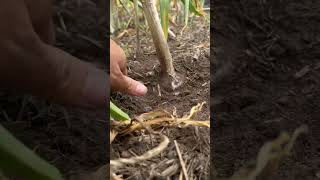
[{"xmin": 160, "ymin": 72, "xmax": 185, "ymax": 92}]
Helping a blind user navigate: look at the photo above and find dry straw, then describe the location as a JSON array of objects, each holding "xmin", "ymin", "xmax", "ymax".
[{"xmin": 110, "ymin": 102, "xmax": 210, "ymax": 179}]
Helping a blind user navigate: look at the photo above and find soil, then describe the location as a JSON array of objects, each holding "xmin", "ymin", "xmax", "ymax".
[
  {"xmin": 110, "ymin": 17, "xmax": 210, "ymax": 179},
  {"xmin": 0, "ymin": 1, "xmax": 107, "ymax": 179},
  {"xmin": 212, "ymin": 0, "xmax": 320, "ymax": 179}
]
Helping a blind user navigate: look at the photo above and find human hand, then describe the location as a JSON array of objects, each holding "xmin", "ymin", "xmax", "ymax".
[
  {"xmin": 110, "ymin": 39, "xmax": 147, "ymax": 96},
  {"xmin": 0, "ymin": 0, "xmax": 107, "ymax": 109}
]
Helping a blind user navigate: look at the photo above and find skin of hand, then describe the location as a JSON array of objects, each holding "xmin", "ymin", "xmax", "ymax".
[
  {"xmin": 0, "ymin": 0, "xmax": 108, "ymax": 109},
  {"xmin": 110, "ymin": 40, "xmax": 148, "ymax": 96}
]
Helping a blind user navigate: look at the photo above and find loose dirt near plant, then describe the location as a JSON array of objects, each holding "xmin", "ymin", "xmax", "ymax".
[
  {"xmin": 0, "ymin": 1, "xmax": 107, "ymax": 179},
  {"xmin": 111, "ymin": 18, "xmax": 210, "ymax": 178},
  {"xmin": 212, "ymin": 0, "xmax": 320, "ymax": 179}
]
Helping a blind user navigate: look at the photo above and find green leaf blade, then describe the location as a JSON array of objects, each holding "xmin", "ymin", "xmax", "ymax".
[
  {"xmin": 0, "ymin": 125, "xmax": 63, "ymax": 180},
  {"xmin": 160, "ymin": 0, "xmax": 170, "ymax": 40},
  {"xmin": 184, "ymin": 0, "xmax": 190, "ymax": 26},
  {"xmin": 181, "ymin": 0, "xmax": 205, "ymax": 17},
  {"xmin": 110, "ymin": 101, "xmax": 130, "ymax": 121}
]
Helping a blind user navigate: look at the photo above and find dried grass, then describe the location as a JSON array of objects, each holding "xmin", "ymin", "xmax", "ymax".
[
  {"xmin": 110, "ymin": 102, "xmax": 210, "ymax": 179},
  {"xmin": 226, "ymin": 125, "xmax": 308, "ymax": 180}
]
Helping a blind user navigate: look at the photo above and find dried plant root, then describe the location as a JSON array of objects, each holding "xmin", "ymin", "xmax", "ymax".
[
  {"xmin": 110, "ymin": 134, "xmax": 169, "ymax": 169},
  {"xmin": 230, "ymin": 125, "xmax": 308, "ymax": 180},
  {"xmin": 110, "ymin": 129, "xmax": 118, "ymax": 144},
  {"xmin": 111, "ymin": 173, "xmax": 123, "ymax": 180},
  {"xmin": 112, "ymin": 102, "xmax": 210, "ymax": 135}
]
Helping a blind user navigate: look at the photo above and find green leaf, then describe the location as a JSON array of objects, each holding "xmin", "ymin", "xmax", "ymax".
[
  {"xmin": 200, "ymin": 0, "xmax": 205, "ymax": 7},
  {"xmin": 110, "ymin": 101, "xmax": 130, "ymax": 121},
  {"xmin": 181, "ymin": 0, "xmax": 205, "ymax": 17},
  {"xmin": 0, "ymin": 125, "xmax": 63, "ymax": 180},
  {"xmin": 160, "ymin": 0, "xmax": 170, "ymax": 40},
  {"xmin": 128, "ymin": 0, "xmax": 143, "ymax": 9},
  {"xmin": 184, "ymin": 0, "xmax": 190, "ymax": 26}
]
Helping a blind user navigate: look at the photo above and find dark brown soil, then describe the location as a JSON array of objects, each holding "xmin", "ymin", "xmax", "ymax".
[
  {"xmin": 111, "ymin": 17, "xmax": 210, "ymax": 179},
  {"xmin": 0, "ymin": 1, "xmax": 107, "ymax": 179},
  {"xmin": 212, "ymin": 0, "xmax": 320, "ymax": 179}
]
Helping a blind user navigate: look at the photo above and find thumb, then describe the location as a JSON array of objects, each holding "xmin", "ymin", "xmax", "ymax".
[
  {"xmin": 121, "ymin": 76, "xmax": 148, "ymax": 96},
  {"xmin": 38, "ymin": 45, "xmax": 108, "ymax": 109}
]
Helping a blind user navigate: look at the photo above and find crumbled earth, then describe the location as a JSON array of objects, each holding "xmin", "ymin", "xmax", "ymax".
[
  {"xmin": 0, "ymin": 1, "xmax": 107, "ymax": 179},
  {"xmin": 111, "ymin": 16, "xmax": 210, "ymax": 179},
  {"xmin": 212, "ymin": 0, "xmax": 320, "ymax": 179}
]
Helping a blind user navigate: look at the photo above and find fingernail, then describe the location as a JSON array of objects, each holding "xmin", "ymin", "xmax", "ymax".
[{"xmin": 134, "ymin": 82, "xmax": 148, "ymax": 96}]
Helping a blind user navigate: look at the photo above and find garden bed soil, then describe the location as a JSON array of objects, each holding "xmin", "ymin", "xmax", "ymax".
[
  {"xmin": 111, "ymin": 17, "xmax": 210, "ymax": 179},
  {"xmin": 212, "ymin": 0, "xmax": 320, "ymax": 179}
]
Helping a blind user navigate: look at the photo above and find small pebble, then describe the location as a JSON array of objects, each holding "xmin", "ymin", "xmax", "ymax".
[
  {"xmin": 294, "ymin": 65, "xmax": 310, "ymax": 79},
  {"xmin": 121, "ymin": 150, "xmax": 131, "ymax": 158},
  {"xmin": 144, "ymin": 106, "xmax": 152, "ymax": 112}
]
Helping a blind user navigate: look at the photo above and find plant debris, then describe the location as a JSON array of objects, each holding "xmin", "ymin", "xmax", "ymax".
[{"xmin": 110, "ymin": 103, "xmax": 210, "ymax": 179}]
